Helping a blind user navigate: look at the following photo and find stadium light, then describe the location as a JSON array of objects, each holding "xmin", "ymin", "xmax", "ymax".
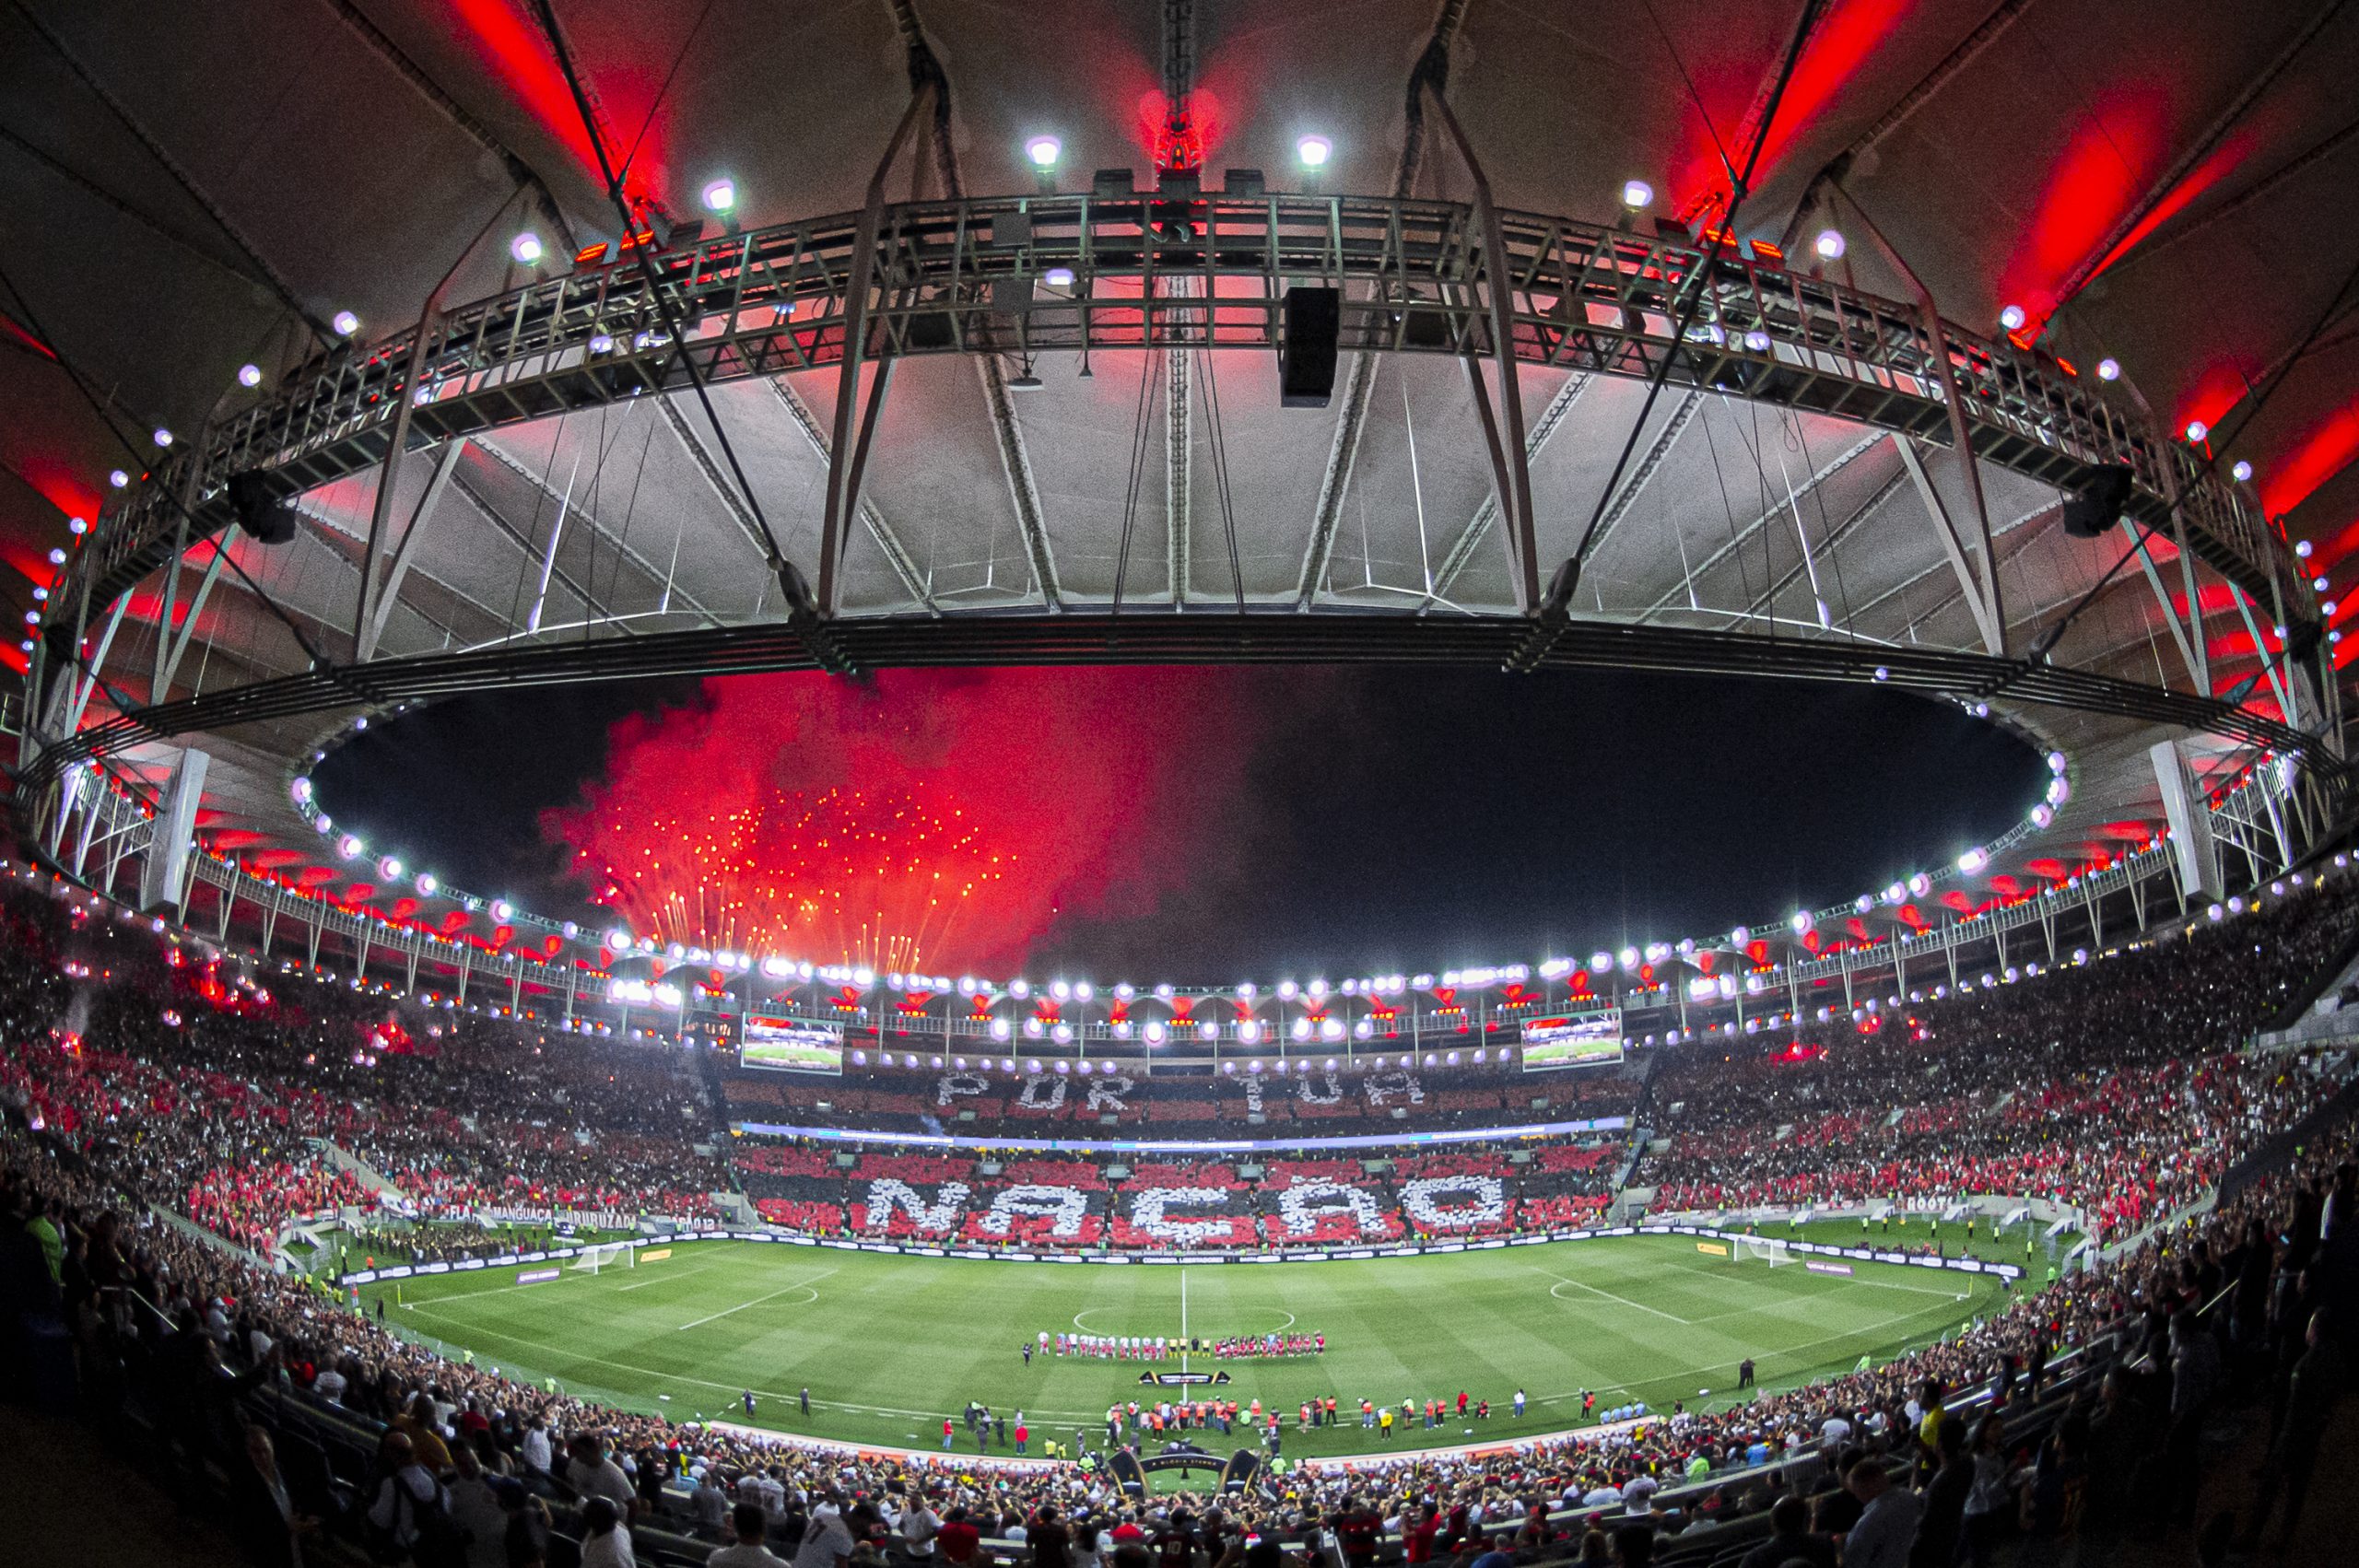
[
  {"xmin": 1813, "ymin": 228, "xmax": 1846, "ymax": 261},
  {"xmin": 701, "ymin": 177, "xmax": 738, "ymax": 214},
  {"xmin": 2096, "ymin": 357, "xmax": 2120, "ymax": 381},
  {"xmin": 238, "ymin": 363, "xmax": 263, "ymax": 388},
  {"xmin": 1025, "ymin": 135, "xmax": 1062, "ymax": 169},
  {"xmin": 1296, "ymin": 135, "xmax": 1332, "ymax": 168},
  {"xmin": 333, "ymin": 310, "xmax": 359, "ymax": 336},
  {"xmin": 1620, "ymin": 179, "xmax": 1653, "ymax": 210}
]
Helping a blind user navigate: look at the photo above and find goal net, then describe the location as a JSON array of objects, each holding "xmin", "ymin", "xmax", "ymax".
[
  {"xmin": 568, "ymin": 1241, "xmax": 635, "ymax": 1274},
  {"xmin": 1734, "ymin": 1236, "xmax": 1795, "ymax": 1267}
]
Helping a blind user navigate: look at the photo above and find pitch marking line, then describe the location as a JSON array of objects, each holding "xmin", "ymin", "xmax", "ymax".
[
  {"xmin": 676, "ymin": 1269, "xmax": 837, "ymax": 1330},
  {"xmin": 1537, "ymin": 1269, "xmax": 1693, "ymax": 1324},
  {"xmin": 617, "ymin": 1261, "xmax": 723, "ymax": 1292}
]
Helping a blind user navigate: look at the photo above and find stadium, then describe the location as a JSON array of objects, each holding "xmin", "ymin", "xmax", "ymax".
[{"xmin": 5, "ymin": 3, "xmax": 2359, "ymax": 1567}]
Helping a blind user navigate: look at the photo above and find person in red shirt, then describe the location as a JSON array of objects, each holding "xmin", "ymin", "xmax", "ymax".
[
  {"xmin": 937, "ymin": 1507, "xmax": 980, "ymax": 1567},
  {"xmin": 1402, "ymin": 1504, "xmax": 1440, "ymax": 1566},
  {"xmin": 1014, "ymin": 1421, "xmax": 1028, "ymax": 1453},
  {"xmin": 1456, "ymin": 1392, "xmax": 1469, "ymax": 1416},
  {"xmin": 1336, "ymin": 1500, "xmax": 1381, "ymax": 1568}
]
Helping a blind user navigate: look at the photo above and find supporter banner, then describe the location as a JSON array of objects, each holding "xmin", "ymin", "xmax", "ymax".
[
  {"xmin": 1520, "ymin": 1012, "xmax": 1625, "ymax": 1071},
  {"xmin": 731, "ymin": 1115, "xmax": 1627, "ymax": 1153},
  {"xmin": 741, "ymin": 1017, "xmax": 845, "ymax": 1074},
  {"xmin": 334, "ymin": 1224, "xmax": 2019, "ymax": 1283}
]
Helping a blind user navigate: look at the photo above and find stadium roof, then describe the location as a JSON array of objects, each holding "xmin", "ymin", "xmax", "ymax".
[{"xmin": 4, "ymin": 0, "xmax": 2355, "ymax": 973}]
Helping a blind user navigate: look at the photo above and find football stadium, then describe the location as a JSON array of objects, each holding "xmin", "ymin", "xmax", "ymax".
[{"xmin": 6, "ymin": 4, "xmax": 2359, "ymax": 1567}]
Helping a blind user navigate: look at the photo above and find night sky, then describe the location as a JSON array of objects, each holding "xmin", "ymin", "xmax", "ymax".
[{"xmin": 314, "ymin": 666, "xmax": 2046, "ymax": 984}]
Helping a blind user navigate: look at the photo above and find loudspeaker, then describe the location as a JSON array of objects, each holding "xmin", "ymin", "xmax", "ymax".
[
  {"xmin": 2061, "ymin": 463, "xmax": 2135, "ymax": 538},
  {"xmin": 227, "ymin": 469, "xmax": 299, "ymax": 544},
  {"xmin": 1280, "ymin": 286, "xmax": 1341, "ymax": 407}
]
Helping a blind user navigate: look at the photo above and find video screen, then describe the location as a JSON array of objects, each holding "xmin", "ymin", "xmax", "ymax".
[
  {"xmin": 1520, "ymin": 1012, "xmax": 1625, "ymax": 1071},
  {"xmin": 739, "ymin": 1016, "xmax": 844, "ymax": 1074}
]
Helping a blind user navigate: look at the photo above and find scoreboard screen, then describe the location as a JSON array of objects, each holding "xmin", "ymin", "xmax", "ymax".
[
  {"xmin": 1520, "ymin": 1012, "xmax": 1625, "ymax": 1071},
  {"xmin": 739, "ymin": 1017, "xmax": 845, "ymax": 1074}
]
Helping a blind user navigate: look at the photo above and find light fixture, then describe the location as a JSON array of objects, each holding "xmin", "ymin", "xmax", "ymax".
[
  {"xmin": 511, "ymin": 232, "xmax": 545, "ymax": 264},
  {"xmin": 1296, "ymin": 134, "xmax": 1332, "ymax": 168},
  {"xmin": 333, "ymin": 310, "xmax": 359, "ymax": 336},
  {"xmin": 1813, "ymin": 228, "xmax": 1846, "ymax": 260},
  {"xmin": 2296, "ymin": 540, "xmax": 2314, "ymax": 559},
  {"xmin": 108, "ymin": 470, "xmax": 128, "ymax": 487},
  {"xmin": 1043, "ymin": 266, "xmax": 1075, "ymax": 288},
  {"xmin": 238, "ymin": 364, "xmax": 262, "ymax": 388},
  {"xmin": 47, "ymin": 548, "xmax": 65, "ymax": 565},
  {"xmin": 1743, "ymin": 328, "xmax": 1772, "ymax": 352},
  {"xmin": 1998, "ymin": 304, "xmax": 2025, "ymax": 332},
  {"xmin": 152, "ymin": 427, "xmax": 172, "ymax": 447},
  {"xmin": 2315, "ymin": 576, "xmax": 2330, "ymax": 592},
  {"xmin": 700, "ymin": 177, "xmax": 737, "ymax": 214},
  {"xmin": 1620, "ymin": 179, "xmax": 1653, "ymax": 210},
  {"xmin": 2185, "ymin": 420, "xmax": 2209, "ymax": 443},
  {"xmin": 1024, "ymin": 135, "xmax": 1062, "ymax": 169},
  {"xmin": 2095, "ymin": 357, "xmax": 2120, "ymax": 381}
]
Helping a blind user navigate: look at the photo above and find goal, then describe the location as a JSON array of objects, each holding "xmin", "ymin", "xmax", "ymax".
[
  {"xmin": 568, "ymin": 1241, "xmax": 636, "ymax": 1274},
  {"xmin": 1734, "ymin": 1236, "xmax": 1795, "ymax": 1267}
]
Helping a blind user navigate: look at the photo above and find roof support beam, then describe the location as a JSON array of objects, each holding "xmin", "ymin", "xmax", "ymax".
[
  {"xmin": 1638, "ymin": 432, "xmax": 1889, "ymax": 620},
  {"xmin": 1781, "ymin": 0, "xmax": 2039, "ymax": 251},
  {"xmin": 465, "ymin": 440, "xmax": 719, "ymax": 627},
  {"xmin": 818, "ymin": 87, "xmax": 933, "ymax": 616},
  {"xmin": 358, "ymin": 438, "xmax": 466, "ymax": 662},
  {"xmin": 1168, "ymin": 341, "xmax": 1194, "ymax": 603},
  {"xmin": 1580, "ymin": 389, "xmax": 1705, "ymax": 569},
  {"xmin": 1739, "ymin": 466, "xmax": 1908, "ymax": 623},
  {"xmin": 2047, "ymin": 0, "xmax": 2351, "ymax": 321},
  {"xmin": 1429, "ymin": 372, "xmax": 1592, "ymax": 603},
  {"xmin": 765, "ymin": 380, "xmax": 935, "ymax": 612},
  {"xmin": 9, "ymin": 0, "xmax": 334, "ymax": 341},
  {"xmin": 318, "ymin": 0, "xmax": 581, "ymax": 251},
  {"xmin": 1297, "ymin": 0, "xmax": 1473, "ymax": 608},
  {"xmin": 1895, "ymin": 436, "xmax": 2005, "ymax": 656}
]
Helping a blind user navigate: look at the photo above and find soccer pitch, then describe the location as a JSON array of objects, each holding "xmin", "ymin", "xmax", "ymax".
[{"xmin": 361, "ymin": 1237, "xmax": 2006, "ymax": 1457}]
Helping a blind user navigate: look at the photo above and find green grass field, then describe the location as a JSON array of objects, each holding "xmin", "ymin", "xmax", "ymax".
[{"xmin": 360, "ymin": 1235, "xmax": 2009, "ymax": 1457}]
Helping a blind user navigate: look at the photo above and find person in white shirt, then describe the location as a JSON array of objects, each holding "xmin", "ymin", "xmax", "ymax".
[
  {"xmin": 710, "ymin": 1503, "xmax": 790, "ymax": 1568},
  {"xmin": 567, "ymin": 1435, "xmax": 636, "ymax": 1514},
  {"xmin": 522, "ymin": 1420, "xmax": 554, "ymax": 1476},
  {"xmin": 1820, "ymin": 1412, "xmax": 1852, "ymax": 1445},
  {"xmin": 1620, "ymin": 1474, "xmax": 1660, "ymax": 1511},
  {"xmin": 581, "ymin": 1497, "xmax": 635, "ymax": 1568},
  {"xmin": 793, "ymin": 1493, "xmax": 854, "ymax": 1568},
  {"xmin": 312, "ymin": 1363, "xmax": 347, "ymax": 1404},
  {"xmin": 901, "ymin": 1492, "xmax": 942, "ymax": 1560}
]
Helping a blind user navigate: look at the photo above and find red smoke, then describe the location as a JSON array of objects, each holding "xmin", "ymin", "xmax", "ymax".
[{"xmin": 545, "ymin": 668, "xmax": 1254, "ymax": 975}]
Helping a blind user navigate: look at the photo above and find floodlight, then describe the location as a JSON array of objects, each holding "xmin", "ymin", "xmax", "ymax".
[
  {"xmin": 1296, "ymin": 135, "xmax": 1332, "ymax": 168},
  {"xmin": 238, "ymin": 364, "xmax": 262, "ymax": 388},
  {"xmin": 1620, "ymin": 179, "xmax": 1653, "ymax": 210},
  {"xmin": 2095, "ymin": 357, "xmax": 2120, "ymax": 381},
  {"xmin": 511, "ymin": 232, "xmax": 545, "ymax": 264},
  {"xmin": 1025, "ymin": 136, "xmax": 1062, "ymax": 169},
  {"xmin": 333, "ymin": 310, "xmax": 359, "ymax": 335},
  {"xmin": 700, "ymin": 177, "xmax": 737, "ymax": 214},
  {"xmin": 1813, "ymin": 228, "xmax": 1846, "ymax": 260}
]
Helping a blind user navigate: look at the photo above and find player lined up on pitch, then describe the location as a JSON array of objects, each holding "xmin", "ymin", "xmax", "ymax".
[{"xmin": 1045, "ymin": 1329, "xmax": 1327, "ymax": 1359}]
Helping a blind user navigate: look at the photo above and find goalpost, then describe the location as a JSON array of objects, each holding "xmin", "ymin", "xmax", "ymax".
[
  {"xmin": 569, "ymin": 1241, "xmax": 636, "ymax": 1275},
  {"xmin": 1734, "ymin": 1236, "xmax": 1795, "ymax": 1268}
]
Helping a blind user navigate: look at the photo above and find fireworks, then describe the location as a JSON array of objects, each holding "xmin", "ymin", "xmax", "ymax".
[
  {"xmin": 568, "ymin": 780, "xmax": 1010, "ymax": 975},
  {"xmin": 546, "ymin": 667, "xmax": 1252, "ymax": 974}
]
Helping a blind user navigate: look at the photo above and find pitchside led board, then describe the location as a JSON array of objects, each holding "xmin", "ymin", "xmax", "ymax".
[
  {"xmin": 1520, "ymin": 1011, "xmax": 1625, "ymax": 1071},
  {"xmin": 739, "ymin": 1016, "xmax": 846, "ymax": 1075}
]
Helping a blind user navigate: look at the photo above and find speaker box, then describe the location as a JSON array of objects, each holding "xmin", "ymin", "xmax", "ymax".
[
  {"xmin": 1280, "ymin": 286, "xmax": 1341, "ymax": 407},
  {"xmin": 227, "ymin": 469, "xmax": 299, "ymax": 544},
  {"xmin": 2061, "ymin": 463, "xmax": 2136, "ymax": 538}
]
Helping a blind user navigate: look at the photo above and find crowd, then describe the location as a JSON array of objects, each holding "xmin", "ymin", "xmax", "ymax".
[
  {"xmin": 0, "ymin": 877, "xmax": 728, "ymax": 1254},
  {"xmin": 5, "ymin": 861, "xmax": 2359, "ymax": 1568},
  {"xmin": 1636, "ymin": 875, "xmax": 2359, "ymax": 1246}
]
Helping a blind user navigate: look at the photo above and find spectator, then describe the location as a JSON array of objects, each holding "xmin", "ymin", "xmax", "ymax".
[
  {"xmin": 713, "ymin": 1502, "xmax": 792, "ymax": 1568},
  {"xmin": 580, "ymin": 1496, "xmax": 633, "ymax": 1568},
  {"xmin": 1735, "ymin": 1494, "xmax": 1832, "ymax": 1568},
  {"xmin": 1837, "ymin": 1460, "xmax": 1921, "ymax": 1568}
]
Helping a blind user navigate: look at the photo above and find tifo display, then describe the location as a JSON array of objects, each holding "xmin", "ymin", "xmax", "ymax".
[{"xmin": 4, "ymin": 853, "xmax": 2358, "ymax": 1562}]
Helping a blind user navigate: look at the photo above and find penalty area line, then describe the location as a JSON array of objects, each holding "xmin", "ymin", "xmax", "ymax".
[
  {"xmin": 1536, "ymin": 1270, "xmax": 1693, "ymax": 1325},
  {"xmin": 676, "ymin": 1270, "xmax": 837, "ymax": 1330}
]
